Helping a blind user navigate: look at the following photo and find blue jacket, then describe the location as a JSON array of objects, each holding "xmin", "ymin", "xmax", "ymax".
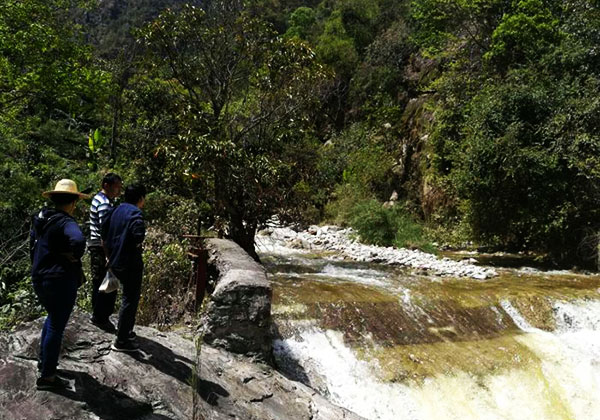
[
  {"xmin": 30, "ymin": 208, "xmax": 86, "ymax": 284},
  {"xmin": 102, "ymin": 203, "xmax": 145, "ymax": 272}
]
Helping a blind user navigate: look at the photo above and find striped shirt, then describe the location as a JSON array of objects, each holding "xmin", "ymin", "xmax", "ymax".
[{"xmin": 88, "ymin": 191, "xmax": 113, "ymax": 246}]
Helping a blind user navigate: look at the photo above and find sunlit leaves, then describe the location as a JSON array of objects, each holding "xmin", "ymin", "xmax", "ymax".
[{"xmin": 136, "ymin": 1, "xmax": 327, "ymax": 251}]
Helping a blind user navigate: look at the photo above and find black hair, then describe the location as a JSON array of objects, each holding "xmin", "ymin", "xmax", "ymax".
[
  {"xmin": 124, "ymin": 183, "xmax": 147, "ymax": 204},
  {"xmin": 50, "ymin": 193, "xmax": 79, "ymax": 206},
  {"xmin": 102, "ymin": 172, "xmax": 122, "ymax": 188}
]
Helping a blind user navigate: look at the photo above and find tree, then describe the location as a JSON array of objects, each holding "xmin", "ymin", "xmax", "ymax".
[
  {"xmin": 138, "ymin": 1, "xmax": 327, "ymax": 258},
  {"xmin": 285, "ymin": 6, "xmax": 317, "ymax": 40},
  {"xmin": 415, "ymin": 0, "xmax": 600, "ymax": 264},
  {"xmin": 0, "ymin": 0, "xmax": 108, "ymax": 125},
  {"xmin": 0, "ymin": 0, "xmax": 109, "ymax": 318}
]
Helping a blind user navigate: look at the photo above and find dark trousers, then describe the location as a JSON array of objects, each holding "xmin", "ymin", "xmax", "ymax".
[
  {"xmin": 113, "ymin": 264, "xmax": 143, "ymax": 342},
  {"xmin": 33, "ymin": 278, "xmax": 77, "ymax": 378},
  {"xmin": 90, "ymin": 246, "xmax": 117, "ymax": 322}
]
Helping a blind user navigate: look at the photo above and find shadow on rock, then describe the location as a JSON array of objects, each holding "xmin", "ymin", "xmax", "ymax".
[
  {"xmin": 126, "ymin": 336, "xmax": 229, "ymax": 406},
  {"xmin": 50, "ymin": 370, "xmax": 156, "ymax": 420},
  {"xmin": 193, "ymin": 374, "xmax": 229, "ymax": 406},
  {"xmin": 270, "ymin": 323, "xmax": 312, "ymax": 386}
]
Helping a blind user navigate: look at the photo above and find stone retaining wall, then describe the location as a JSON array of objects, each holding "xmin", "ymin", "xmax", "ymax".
[{"xmin": 200, "ymin": 238, "xmax": 272, "ymax": 361}]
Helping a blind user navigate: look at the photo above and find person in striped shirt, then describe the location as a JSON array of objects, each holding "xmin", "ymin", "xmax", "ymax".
[{"xmin": 89, "ymin": 172, "xmax": 122, "ymax": 332}]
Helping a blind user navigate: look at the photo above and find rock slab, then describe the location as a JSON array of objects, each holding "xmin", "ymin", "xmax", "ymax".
[{"xmin": 0, "ymin": 310, "xmax": 364, "ymax": 420}]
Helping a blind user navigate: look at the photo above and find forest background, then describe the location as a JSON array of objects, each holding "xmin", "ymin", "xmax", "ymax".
[{"xmin": 1, "ymin": 0, "xmax": 600, "ymax": 329}]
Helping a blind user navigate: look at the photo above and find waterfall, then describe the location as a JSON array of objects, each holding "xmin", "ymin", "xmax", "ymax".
[{"xmin": 264, "ymin": 248, "xmax": 600, "ymax": 420}]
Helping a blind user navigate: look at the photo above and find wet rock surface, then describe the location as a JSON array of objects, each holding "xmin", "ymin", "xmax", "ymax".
[
  {"xmin": 257, "ymin": 225, "xmax": 497, "ymax": 279},
  {"xmin": 0, "ymin": 310, "xmax": 364, "ymax": 420}
]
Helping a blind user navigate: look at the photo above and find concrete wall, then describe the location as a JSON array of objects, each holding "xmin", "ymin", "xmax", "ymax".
[{"xmin": 200, "ymin": 238, "xmax": 272, "ymax": 361}]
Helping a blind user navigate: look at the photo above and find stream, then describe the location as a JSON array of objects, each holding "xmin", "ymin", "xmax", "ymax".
[{"xmin": 258, "ymin": 241, "xmax": 600, "ymax": 420}]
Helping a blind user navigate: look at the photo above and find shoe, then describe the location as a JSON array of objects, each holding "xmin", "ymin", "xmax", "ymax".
[
  {"xmin": 36, "ymin": 376, "xmax": 70, "ymax": 391},
  {"xmin": 128, "ymin": 330, "xmax": 136, "ymax": 340},
  {"xmin": 37, "ymin": 360, "xmax": 64, "ymax": 375},
  {"xmin": 91, "ymin": 318, "xmax": 116, "ymax": 333},
  {"xmin": 111, "ymin": 339, "xmax": 139, "ymax": 353}
]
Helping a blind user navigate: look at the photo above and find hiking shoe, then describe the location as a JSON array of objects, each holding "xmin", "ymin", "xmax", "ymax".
[
  {"xmin": 91, "ymin": 318, "xmax": 116, "ymax": 333},
  {"xmin": 128, "ymin": 330, "xmax": 136, "ymax": 340},
  {"xmin": 37, "ymin": 361, "xmax": 66, "ymax": 376},
  {"xmin": 111, "ymin": 339, "xmax": 139, "ymax": 353},
  {"xmin": 36, "ymin": 376, "xmax": 70, "ymax": 391}
]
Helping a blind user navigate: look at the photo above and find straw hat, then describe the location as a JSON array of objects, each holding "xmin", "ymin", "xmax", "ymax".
[{"xmin": 42, "ymin": 179, "xmax": 90, "ymax": 199}]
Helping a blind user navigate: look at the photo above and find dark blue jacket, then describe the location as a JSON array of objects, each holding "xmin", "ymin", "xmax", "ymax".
[
  {"xmin": 30, "ymin": 208, "xmax": 86, "ymax": 284},
  {"xmin": 102, "ymin": 203, "xmax": 145, "ymax": 272}
]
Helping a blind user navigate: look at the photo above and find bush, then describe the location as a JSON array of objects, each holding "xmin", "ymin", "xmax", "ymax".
[
  {"xmin": 349, "ymin": 199, "xmax": 395, "ymax": 245},
  {"xmin": 349, "ymin": 199, "xmax": 435, "ymax": 252},
  {"xmin": 0, "ymin": 261, "xmax": 43, "ymax": 331},
  {"xmin": 144, "ymin": 191, "xmax": 206, "ymax": 236},
  {"xmin": 138, "ymin": 227, "xmax": 193, "ymax": 328}
]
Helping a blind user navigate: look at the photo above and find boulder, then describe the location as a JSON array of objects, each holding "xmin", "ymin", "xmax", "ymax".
[{"xmin": 201, "ymin": 239, "xmax": 272, "ymax": 362}]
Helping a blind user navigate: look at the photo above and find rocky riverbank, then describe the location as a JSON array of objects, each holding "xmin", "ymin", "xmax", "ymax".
[
  {"xmin": 257, "ymin": 225, "xmax": 497, "ymax": 280},
  {"xmin": 0, "ymin": 310, "xmax": 364, "ymax": 420}
]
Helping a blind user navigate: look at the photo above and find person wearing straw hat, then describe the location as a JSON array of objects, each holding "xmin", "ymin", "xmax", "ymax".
[{"xmin": 30, "ymin": 179, "xmax": 89, "ymax": 390}]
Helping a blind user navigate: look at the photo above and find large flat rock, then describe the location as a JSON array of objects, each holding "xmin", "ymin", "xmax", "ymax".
[{"xmin": 0, "ymin": 311, "xmax": 363, "ymax": 420}]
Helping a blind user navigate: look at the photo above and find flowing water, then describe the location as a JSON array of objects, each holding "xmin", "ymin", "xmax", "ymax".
[{"xmin": 259, "ymin": 246, "xmax": 600, "ymax": 420}]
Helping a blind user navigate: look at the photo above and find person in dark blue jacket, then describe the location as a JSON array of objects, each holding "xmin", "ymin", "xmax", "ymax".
[
  {"xmin": 30, "ymin": 179, "xmax": 89, "ymax": 390},
  {"xmin": 102, "ymin": 183, "xmax": 146, "ymax": 352}
]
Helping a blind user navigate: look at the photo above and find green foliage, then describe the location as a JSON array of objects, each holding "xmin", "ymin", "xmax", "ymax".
[
  {"xmin": 0, "ymin": 0, "xmax": 110, "ymax": 121},
  {"xmin": 416, "ymin": 0, "xmax": 600, "ymax": 263},
  {"xmin": 285, "ymin": 6, "xmax": 317, "ymax": 39},
  {"xmin": 338, "ymin": 0, "xmax": 380, "ymax": 53},
  {"xmin": 137, "ymin": 2, "xmax": 328, "ymax": 256},
  {"xmin": 0, "ymin": 260, "xmax": 42, "ymax": 331},
  {"xmin": 315, "ymin": 10, "xmax": 359, "ymax": 79},
  {"xmin": 483, "ymin": 0, "xmax": 561, "ymax": 71},
  {"xmin": 349, "ymin": 20, "xmax": 413, "ymax": 116},
  {"xmin": 144, "ymin": 191, "xmax": 204, "ymax": 237},
  {"xmin": 349, "ymin": 200, "xmax": 395, "ymax": 245},
  {"xmin": 349, "ymin": 199, "xmax": 434, "ymax": 251},
  {"xmin": 322, "ymin": 123, "xmax": 399, "ymax": 222},
  {"xmin": 410, "ymin": 0, "xmax": 508, "ymax": 56},
  {"xmin": 139, "ymin": 228, "xmax": 193, "ymax": 328}
]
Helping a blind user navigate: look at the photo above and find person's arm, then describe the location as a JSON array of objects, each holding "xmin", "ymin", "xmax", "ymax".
[
  {"xmin": 97, "ymin": 200, "xmax": 112, "ymax": 226},
  {"xmin": 63, "ymin": 220, "xmax": 86, "ymax": 260},
  {"xmin": 130, "ymin": 215, "xmax": 145, "ymax": 246}
]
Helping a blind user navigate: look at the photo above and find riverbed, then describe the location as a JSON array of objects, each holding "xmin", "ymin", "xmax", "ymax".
[{"xmin": 257, "ymin": 236, "xmax": 600, "ymax": 420}]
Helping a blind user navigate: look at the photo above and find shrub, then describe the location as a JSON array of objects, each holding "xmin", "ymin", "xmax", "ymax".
[
  {"xmin": 349, "ymin": 199, "xmax": 395, "ymax": 245},
  {"xmin": 349, "ymin": 199, "xmax": 436, "ymax": 252},
  {"xmin": 0, "ymin": 261, "xmax": 43, "ymax": 331},
  {"xmin": 138, "ymin": 227, "xmax": 193, "ymax": 328}
]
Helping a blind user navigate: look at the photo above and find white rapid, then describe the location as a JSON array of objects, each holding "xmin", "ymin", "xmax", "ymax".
[{"xmin": 265, "ymin": 247, "xmax": 600, "ymax": 420}]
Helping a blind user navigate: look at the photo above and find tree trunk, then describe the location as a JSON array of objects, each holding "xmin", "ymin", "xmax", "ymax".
[{"xmin": 228, "ymin": 214, "xmax": 260, "ymax": 262}]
